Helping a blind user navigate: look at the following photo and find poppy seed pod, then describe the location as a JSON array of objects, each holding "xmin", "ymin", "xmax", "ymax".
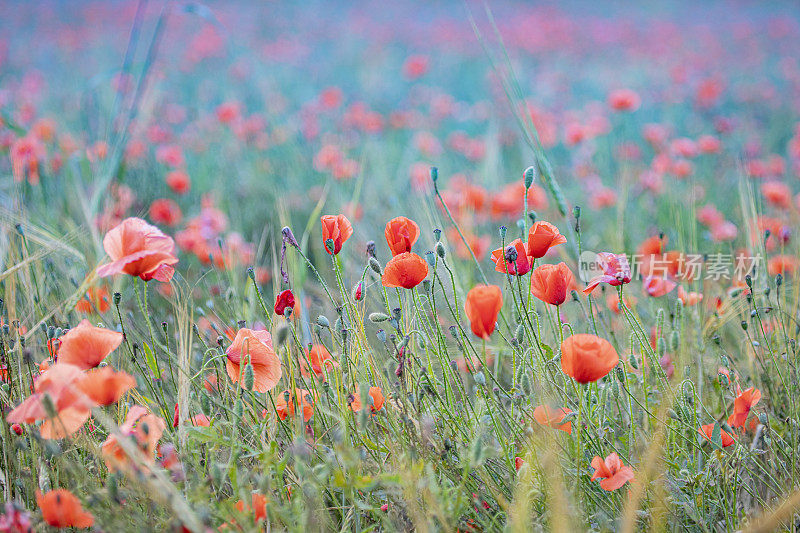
[
  {"xmin": 435, "ymin": 242, "xmax": 446, "ymax": 259},
  {"xmin": 369, "ymin": 313, "xmax": 390, "ymax": 323}
]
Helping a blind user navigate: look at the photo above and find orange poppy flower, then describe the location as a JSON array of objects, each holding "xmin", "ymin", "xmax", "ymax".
[
  {"xmin": 530, "ymin": 263, "xmax": 574, "ymax": 306},
  {"xmin": 699, "ymin": 423, "xmax": 735, "ymax": 447},
  {"xmin": 348, "ymin": 386, "xmax": 385, "ymax": 414},
  {"xmin": 643, "ymin": 276, "xmax": 676, "ymax": 297},
  {"xmin": 102, "ymin": 405, "xmax": 166, "ymax": 473},
  {"xmin": 320, "ymin": 214, "xmax": 353, "ymax": 255},
  {"xmin": 56, "ymin": 319, "xmax": 123, "ymax": 370},
  {"xmin": 78, "ymin": 366, "xmax": 136, "ymax": 406},
  {"xmin": 235, "ymin": 493, "xmax": 268, "ymax": 524},
  {"xmin": 761, "ymin": 181, "xmax": 791, "ymax": 209},
  {"xmin": 527, "ymin": 221, "xmax": 567, "ymax": 258},
  {"xmin": 225, "ymin": 328, "xmax": 282, "ymax": 393},
  {"xmin": 465, "ymin": 285, "xmax": 503, "ymax": 339},
  {"xmin": 491, "ymin": 239, "xmax": 532, "ymax": 276},
  {"xmin": 382, "ymin": 252, "xmax": 428, "ymax": 289},
  {"xmin": 590, "ymin": 453, "xmax": 634, "ymax": 491},
  {"xmin": 36, "ymin": 489, "xmax": 94, "ymax": 529},
  {"xmin": 275, "ymin": 388, "xmax": 315, "ymax": 421},
  {"xmin": 768, "ymin": 255, "xmax": 799, "ymax": 277},
  {"xmin": 74, "ymin": 286, "xmax": 110, "ymax": 313},
  {"xmin": 532, "ymin": 405, "xmax": 572, "ymax": 434},
  {"xmin": 677, "ymin": 286, "xmax": 703, "ymax": 306},
  {"xmin": 727, "ymin": 387, "xmax": 761, "ymax": 428},
  {"xmin": 385, "ymin": 216, "xmax": 420, "ymax": 256},
  {"xmin": 6, "ymin": 363, "xmax": 93, "ymax": 439},
  {"xmin": 300, "ymin": 344, "xmax": 338, "ymax": 379},
  {"xmin": 560, "ymin": 334, "xmax": 619, "ymax": 384},
  {"xmin": 96, "ymin": 217, "xmax": 179, "ymax": 282}
]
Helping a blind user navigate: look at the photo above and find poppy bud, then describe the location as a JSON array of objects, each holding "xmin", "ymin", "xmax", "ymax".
[
  {"xmin": 758, "ymin": 413, "xmax": 768, "ymax": 425},
  {"xmin": 422, "ymin": 279, "xmax": 432, "ymax": 294},
  {"xmin": 430, "ymin": 166, "xmax": 438, "ymax": 184},
  {"xmin": 669, "ymin": 330, "xmax": 680, "ymax": 351},
  {"xmin": 523, "ymin": 166, "xmax": 536, "ymax": 188},
  {"xmin": 113, "ymin": 292, "xmax": 121, "ymax": 305},
  {"xmin": 435, "ymin": 242, "xmax": 446, "ymax": 259},
  {"xmin": 499, "ymin": 226, "xmax": 507, "ymax": 240},
  {"xmin": 655, "ymin": 309, "xmax": 665, "ymax": 335},
  {"xmin": 474, "ymin": 371, "xmax": 486, "ymax": 385},
  {"xmin": 317, "ymin": 315, "xmax": 330, "ymax": 328},
  {"xmin": 776, "ymin": 274, "xmax": 783, "ymax": 287},
  {"xmin": 369, "ymin": 313, "xmax": 390, "ymax": 322},
  {"xmin": 741, "ymin": 320, "xmax": 748, "ymax": 331},
  {"xmin": 353, "ymin": 282, "xmax": 363, "ymax": 301},
  {"xmin": 745, "ymin": 274, "xmax": 752, "ymax": 288},
  {"xmin": 369, "ymin": 257, "xmax": 383, "ymax": 275},
  {"xmin": 629, "ymin": 353, "xmax": 638, "ymax": 369},
  {"xmin": 11, "ymin": 423, "xmax": 22, "ymax": 435},
  {"xmin": 515, "ymin": 324, "xmax": 524, "ymax": 345},
  {"xmin": 657, "ymin": 337, "xmax": 667, "ymax": 357},
  {"xmin": 515, "ymin": 456, "xmax": 525, "ymax": 470},
  {"xmin": 674, "ymin": 298, "xmax": 683, "ymax": 321},
  {"xmin": 247, "ymin": 267, "xmax": 255, "ymax": 280},
  {"xmin": 275, "ymin": 324, "xmax": 290, "ymax": 345},
  {"xmin": 243, "ymin": 362, "xmax": 254, "ymax": 390}
]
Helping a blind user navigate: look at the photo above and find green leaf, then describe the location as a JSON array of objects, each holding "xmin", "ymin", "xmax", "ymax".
[{"xmin": 143, "ymin": 342, "xmax": 159, "ymax": 377}]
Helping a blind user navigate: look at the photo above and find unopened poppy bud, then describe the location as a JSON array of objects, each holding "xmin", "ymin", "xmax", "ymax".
[
  {"xmin": 275, "ymin": 324, "xmax": 290, "ymax": 345},
  {"xmin": 325, "ymin": 238, "xmax": 336, "ymax": 254},
  {"xmin": 11, "ymin": 423, "xmax": 22, "ymax": 435},
  {"xmin": 718, "ymin": 372, "xmax": 729, "ymax": 387},
  {"xmin": 474, "ymin": 371, "xmax": 486, "ymax": 385},
  {"xmin": 741, "ymin": 320, "xmax": 748, "ymax": 331},
  {"xmin": 392, "ymin": 308, "xmax": 402, "ymax": 322},
  {"xmin": 523, "ymin": 166, "xmax": 536, "ymax": 188},
  {"xmin": 674, "ymin": 298, "xmax": 683, "ymax": 321},
  {"xmin": 435, "ymin": 242, "xmax": 446, "ymax": 259},
  {"xmin": 776, "ymin": 274, "xmax": 783, "ymax": 287},
  {"xmin": 216, "ymin": 335, "xmax": 224, "ymax": 348},
  {"xmin": 353, "ymin": 282, "xmax": 363, "ymax": 301},
  {"xmin": 499, "ymin": 226, "xmax": 507, "ymax": 240},
  {"xmin": 243, "ymin": 362, "xmax": 254, "ymax": 390},
  {"xmin": 515, "ymin": 324, "xmax": 524, "ymax": 344},
  {"xmin": 573, "ymin": 206, "xmax": 581, "ymax": 233},
  {"xmin": 113, "ymin": 292, "xmax": 121, "ymax": 305},
  {"xmin": 369, "ymin": 313, "xmax": 390, "ymax": 323},
  {"xmin": 669, "ymin": 330, "xmax": 680, "ymax": 351},
  {"xmin": 247, "ymin": 267, "xmax": 255, "ymax": 280},
  {"xmin": 369, "ymin": 257, "xmax": 383, "ymax": 275},
  {"xmin": 397, "ymin": 336, "xmax": 410, "ymax": 350},
  {"xmin": 629, "ymin": 353, "xmax": 638, "ymax": 369},
  {"xmin": 430, "ymin": 166, "xmax": 438, "ymax": 184},
  {"xmin": 655, "ymin": 309, "xmax": 665, "ymax": 334},
  {"xmin": 42, "ymin": 393, "xmax": 57, "ymax": 419},
  {"xmin": 47, "ymin": 325, "xmax": 55, "ymax": 339},
  {"xmin": 758, "ymin": 413, "xmax": 768, "ymax": 425},
  {"xmin": 317, "ymin": 315, "xmax": 330, "ymax": 328},
  {"xmin": 745, "ymin": 274, "xmax": 752, "ymax": 288},
  {"xmin": 657, "ymin": 337, "xmax": 666, "ymax": 356}
]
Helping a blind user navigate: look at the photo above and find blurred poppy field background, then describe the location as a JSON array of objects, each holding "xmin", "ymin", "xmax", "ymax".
[{"xmin": 2, "ymin": 0, "xmax": 800, "ymax": 530}]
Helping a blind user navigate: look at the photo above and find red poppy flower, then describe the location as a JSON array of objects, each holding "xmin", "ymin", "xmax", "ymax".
[
  {"xmin": 677, "ymin": 286, "xmax": 703, "ymax": 306},
  {"xmin": 149, "ymin": 198, "xmax": 182, "ymax": 226},
  {"xmin": 348, "ymin": 386, "xmax": 385, "ymax": 414},
  {"xmin": 582, "ymin": 253, "xmax": 632, "ymax": 294},
  {"xmin": 768, "ymin": 255, "xmax": 799, "ymax": 277},
  {"xmin": 36, "ymin": 489, "xmax": 94, "ymax": 529},
  {"xmin": 465, "ymin": 285, "xmax": 503, "ymax": 339},
  {"xmin": 57, "ymin": 319, "xmax": 123, "ymax": 370},
  {"xmin": 761, "ymin": 181, "xmax": 791, "ymax": 209},
  {"xmin": 96, "ymin": 217, "xmax": 179, "ymax": 282},
  {"xmin": 382, "ymin": 252, "xmax": 428, "ymax": 289},
  {"xmin": 527, "ymin": 221, "xmax": 567, "ymax": 258},
  {"xmin": 225, "ymin": 328, "xmax": 282, "ymax": 393},
  {"xmin": 590, "ymin": 453, "xmax": 634, "ymax": 491},
  {"xmin": 608, "ymin": 88, "xmax": 641, "ymax": 112},
  {"xmin": 530, "ymin": 263, "xmax": 575, "ymax": 306},
  {"xmin": 300, "ymin": 344, "xmax": 339, "ymax": 378},
  {"xmin": 275, "ymin": 388, "xmax": 315, "ymax": 421},
  {"xmin": 560, "ymin": 334, "xmax": 619, "ymax": 384},
  {"xmin": 166, "ymin": 169, "xmax": 191, "ymax": 194},
  {"xmin": 385, "ymin": 216, "xmax": 420, "ymax": 256},
  {"xmin": 320, "ymin": 214, "xmax": 353, "ymax": 255},
  {"xmin": 102, "ymin": 405, "xmax": 166, "ymax": 473},
  {"xmin": 727, "ymin": 387, "xmax": 761, "ymax": 428},
  {"xmin": 74, "ymin": 286, "xmax": 110, "ymax": 314},
  {"xmin": 274, "ymin": 289, "xmax": 295, "ymax": 316},
  {"xmin": 532, "ymin": 405, "xmax": 572, "ymax": 434},
  {"xmin": 699, "ymin": 423, "xmax": 735, "ymax": 447},
  {"xmin": 491, "ymin": 239, "xmax": 532, "ymax": 276},
  {"xmin": 643, "ymin": 276, "xmax": 677, "ymax": 297},
  {"xmin": 78, "ymin": 366, "xmax": 136, "ymax": 406}
]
